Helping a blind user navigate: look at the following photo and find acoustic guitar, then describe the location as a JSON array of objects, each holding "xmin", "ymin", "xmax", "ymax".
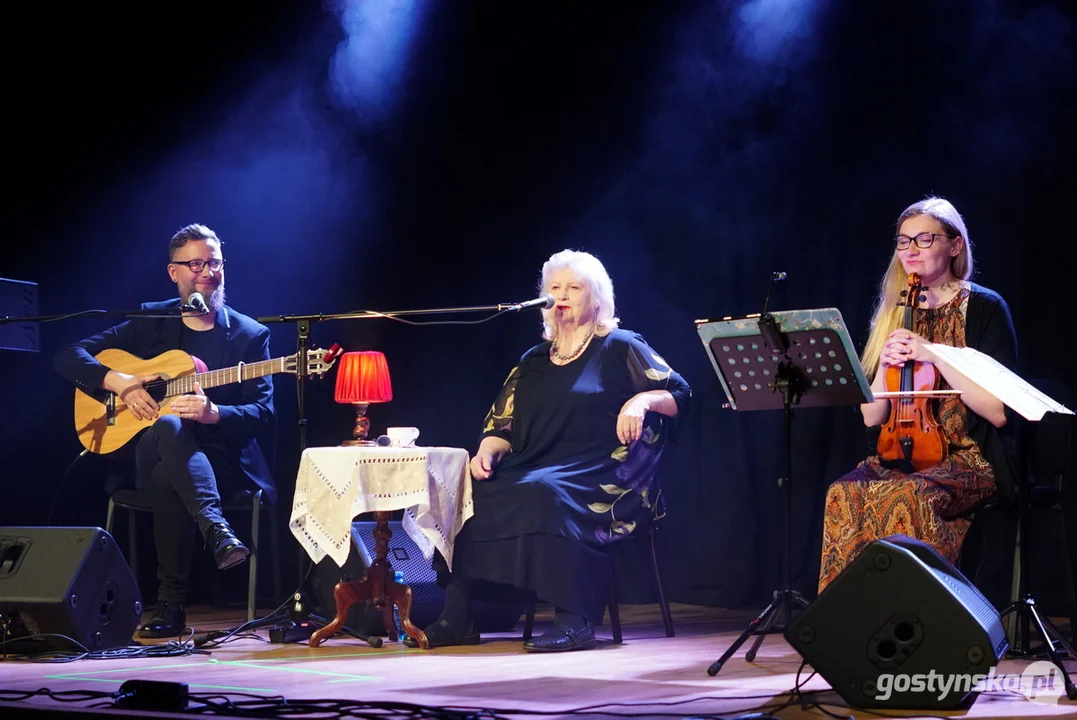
[{"xmin": 73, "ymin": 345, "xmax": 341, "ymax": 454}]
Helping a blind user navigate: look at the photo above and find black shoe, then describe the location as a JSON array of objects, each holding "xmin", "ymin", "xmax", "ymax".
[
  {"xmin": 207, "ymin": 522, "xmax": 250, "ymax": 570},
  {"xmin": 523, "ymin": 623, "xmax": 596, "ymax": 653},
  {"xmin": 138, "ymin": 601, "xmax": 187, "ymax": 639},
  {"xmin": 403, "ymin": 618, "xmax": 480, "ymax": 648}
]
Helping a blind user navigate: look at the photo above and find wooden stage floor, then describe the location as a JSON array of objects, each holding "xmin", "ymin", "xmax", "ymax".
[{"xmin": 1, "ymin": 603, "xmax": 1074, "ymax": 719}]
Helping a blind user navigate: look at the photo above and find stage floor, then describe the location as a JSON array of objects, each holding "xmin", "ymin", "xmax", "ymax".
[{"xmin": 1, "ymin": 604, "xmax": 1074, "ymax": 719}]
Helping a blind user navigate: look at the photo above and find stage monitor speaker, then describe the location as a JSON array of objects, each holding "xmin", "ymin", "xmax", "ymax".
[
  {"xmin": 785, "ymin": 534, "xmax": 1008, "ymax": 710},
  {"xmin": 0, "ymin": 527, "xmax": 142, "ymax": 653},
  {"xmin": 311, "ymin": 520, "xmax": 523, "ymax": 636}
]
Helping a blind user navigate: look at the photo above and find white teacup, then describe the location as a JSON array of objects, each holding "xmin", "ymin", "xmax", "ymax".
[{"xmin": 386, "ymin": 426, "xmax": 420, "ymax": 448}]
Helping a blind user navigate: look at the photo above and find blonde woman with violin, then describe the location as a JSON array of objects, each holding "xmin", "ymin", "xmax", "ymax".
[{"xmin": 817, "ymin": 197, "xmax": 1019, "ymax": 592}]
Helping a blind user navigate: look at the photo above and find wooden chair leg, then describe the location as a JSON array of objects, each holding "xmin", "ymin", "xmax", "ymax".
[{"xmin": 649, "ymin": 525, "xmax": 675, "ymax": 638}]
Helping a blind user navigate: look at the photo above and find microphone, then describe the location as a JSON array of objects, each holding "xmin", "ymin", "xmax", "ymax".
[
  {"xmin": 182, "ymin": 292, "xmax": 209, "ymax": 314},
  {"xmin": 759, "ymin": 270, "xmax": 788, "ymax": 353},
  {"xmin": 501, "ymin": 294, "xmax": 555, "ymax": 312}
]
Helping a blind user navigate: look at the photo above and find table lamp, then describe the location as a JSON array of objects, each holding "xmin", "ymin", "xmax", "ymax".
[{"xmin": 334, "ymin": 351, "xmax": 392, "ymax": 446}]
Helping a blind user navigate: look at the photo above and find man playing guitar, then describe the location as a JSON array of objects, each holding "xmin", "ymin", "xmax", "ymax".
[{"xmin": 54, "ymin": 223, "xmax": 276, "ymax": 639}]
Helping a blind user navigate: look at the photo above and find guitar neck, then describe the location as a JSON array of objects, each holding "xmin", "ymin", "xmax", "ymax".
[{"xmin": 165, "ymin": 357, "xmax": 290, "ymax": 397}]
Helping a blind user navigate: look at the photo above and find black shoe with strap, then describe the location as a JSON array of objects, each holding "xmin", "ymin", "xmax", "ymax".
[
  {"xmin": 138, "ymin": 601, "xmax": 187, "ymax": 639},
  {"xmin": 523, "ymin": 623, "xmax": 596, "ymax": 653}
]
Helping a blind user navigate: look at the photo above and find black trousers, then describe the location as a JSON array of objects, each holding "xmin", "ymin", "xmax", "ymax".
[{"xmin": 133, "ymin": 415, "xmax": 249, "ymax": 604}]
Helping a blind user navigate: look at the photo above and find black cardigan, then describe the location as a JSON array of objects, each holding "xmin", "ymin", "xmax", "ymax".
[{"xmin": 963, "ymin": 282, "xmax": 1020, "ymax": 504}]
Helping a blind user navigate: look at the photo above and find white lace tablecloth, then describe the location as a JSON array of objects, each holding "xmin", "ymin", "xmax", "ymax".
[{"xmin": 288, "ymin": 446, "xmax": 474, "ymax": 570}]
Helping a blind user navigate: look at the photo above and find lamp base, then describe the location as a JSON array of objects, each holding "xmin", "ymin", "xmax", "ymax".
[
  {"xmin": 341, "ymin": 402, "xmax": 375, "ymax": 447},
  {"xmin": 340, "ymin": 438, "xmax": 377, "ymax": 447}
]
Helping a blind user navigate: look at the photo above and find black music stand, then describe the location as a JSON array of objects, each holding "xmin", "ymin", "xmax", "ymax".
[{"xmin": 695, "ymin": 308, "xmax": 871, "ymax": 676}]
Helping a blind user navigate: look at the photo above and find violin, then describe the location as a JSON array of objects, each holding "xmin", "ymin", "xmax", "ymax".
[{"xmin": 876, "ymin": 272, "xmax": 948, "ymax": 473}]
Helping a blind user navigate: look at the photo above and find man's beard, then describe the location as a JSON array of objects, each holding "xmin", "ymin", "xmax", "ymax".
[
  {"xmin": 206, "ymin": 282, "xmax": 226, "ymax": 311},
  {"xmin": 180, "ymin": 280, "xmax": 226, "ymax": 311}
]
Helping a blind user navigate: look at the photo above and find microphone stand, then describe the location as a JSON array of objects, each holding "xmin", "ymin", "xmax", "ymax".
[
  {"xmin": 709, "ymin": 271, "xmax": 801, "ymax": 675},
  {"xmin": 259, "ymin": 300, "xmax": 544, "ymax": 326}
]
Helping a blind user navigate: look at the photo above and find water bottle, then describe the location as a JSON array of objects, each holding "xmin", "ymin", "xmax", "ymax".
[{"xmin": 392, "ymin": 569, "xmax": 404, "ymax": 639}]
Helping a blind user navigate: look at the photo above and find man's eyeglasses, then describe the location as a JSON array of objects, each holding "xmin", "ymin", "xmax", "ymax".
[
  {"xmin": 172, "ymin": 259, "xmax": 226, "ymax": 273},
  {"xmin": 894, "ymin": 232, "xmax": 952, "ymax": 250}
]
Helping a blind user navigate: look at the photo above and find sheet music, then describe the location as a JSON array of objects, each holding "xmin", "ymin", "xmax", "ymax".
[{"xmin": 924, "ymin": 343, "xmax": 1073, "ymax": 421}]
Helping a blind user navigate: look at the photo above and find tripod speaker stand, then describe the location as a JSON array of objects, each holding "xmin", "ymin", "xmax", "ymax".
[{"xmin": 696, "ymin": 308, "xmax": 871, "ymax": 676}]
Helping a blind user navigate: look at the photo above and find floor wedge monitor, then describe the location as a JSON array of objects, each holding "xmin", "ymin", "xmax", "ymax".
[
  {"xmin": 786, "ymin": 534, "xmax": 1008, "ymax": 710},
  {"xmin": 0, "ymin": 527, "xmax": 142, "ymax": 654}
]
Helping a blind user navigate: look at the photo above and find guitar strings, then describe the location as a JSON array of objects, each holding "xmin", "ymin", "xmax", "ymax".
[{"xmin": 135, "ymin": 357, "xmax": 285, "ymax": 401}]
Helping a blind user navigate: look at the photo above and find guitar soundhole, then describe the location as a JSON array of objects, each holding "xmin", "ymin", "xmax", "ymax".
[{"xmin": 145, "ymin": 380, "xmax": 169, "ymax": 403}]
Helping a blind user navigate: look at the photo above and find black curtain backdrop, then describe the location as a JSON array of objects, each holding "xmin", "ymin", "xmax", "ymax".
[{"xmin": 4, "ymin": 0, "xmax": 1075, "ymax": 614}]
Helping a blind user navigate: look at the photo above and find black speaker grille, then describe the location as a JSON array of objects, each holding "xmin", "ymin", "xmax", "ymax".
[{"xmin": 937, "ymin": 572, "xmax": 1002, "ymax": 629}]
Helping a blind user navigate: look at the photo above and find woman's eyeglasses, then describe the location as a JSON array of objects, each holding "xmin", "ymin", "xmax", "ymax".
[{"xmin": 894, "ymin": 232, "xmax": 951, "ymax": 250}]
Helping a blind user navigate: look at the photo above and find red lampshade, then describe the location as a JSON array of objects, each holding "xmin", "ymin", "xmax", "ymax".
[{"xmin": 334, "ymin": 351, "xmax": 393, "ymax": 404}]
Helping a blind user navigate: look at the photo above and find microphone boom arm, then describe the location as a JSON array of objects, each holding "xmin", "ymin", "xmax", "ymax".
[
  {"xmin": 1, "ymin": 306, "xmax": 191, "ymax": 324},
  {"xmin": 257, "ymin": 298, "xmax": 551, "ymax": 325}
]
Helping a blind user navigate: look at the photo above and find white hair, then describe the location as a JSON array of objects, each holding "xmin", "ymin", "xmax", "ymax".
[{"xmin": 538, "ymin": 249, "xmax": 620, "ymax": 340}]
